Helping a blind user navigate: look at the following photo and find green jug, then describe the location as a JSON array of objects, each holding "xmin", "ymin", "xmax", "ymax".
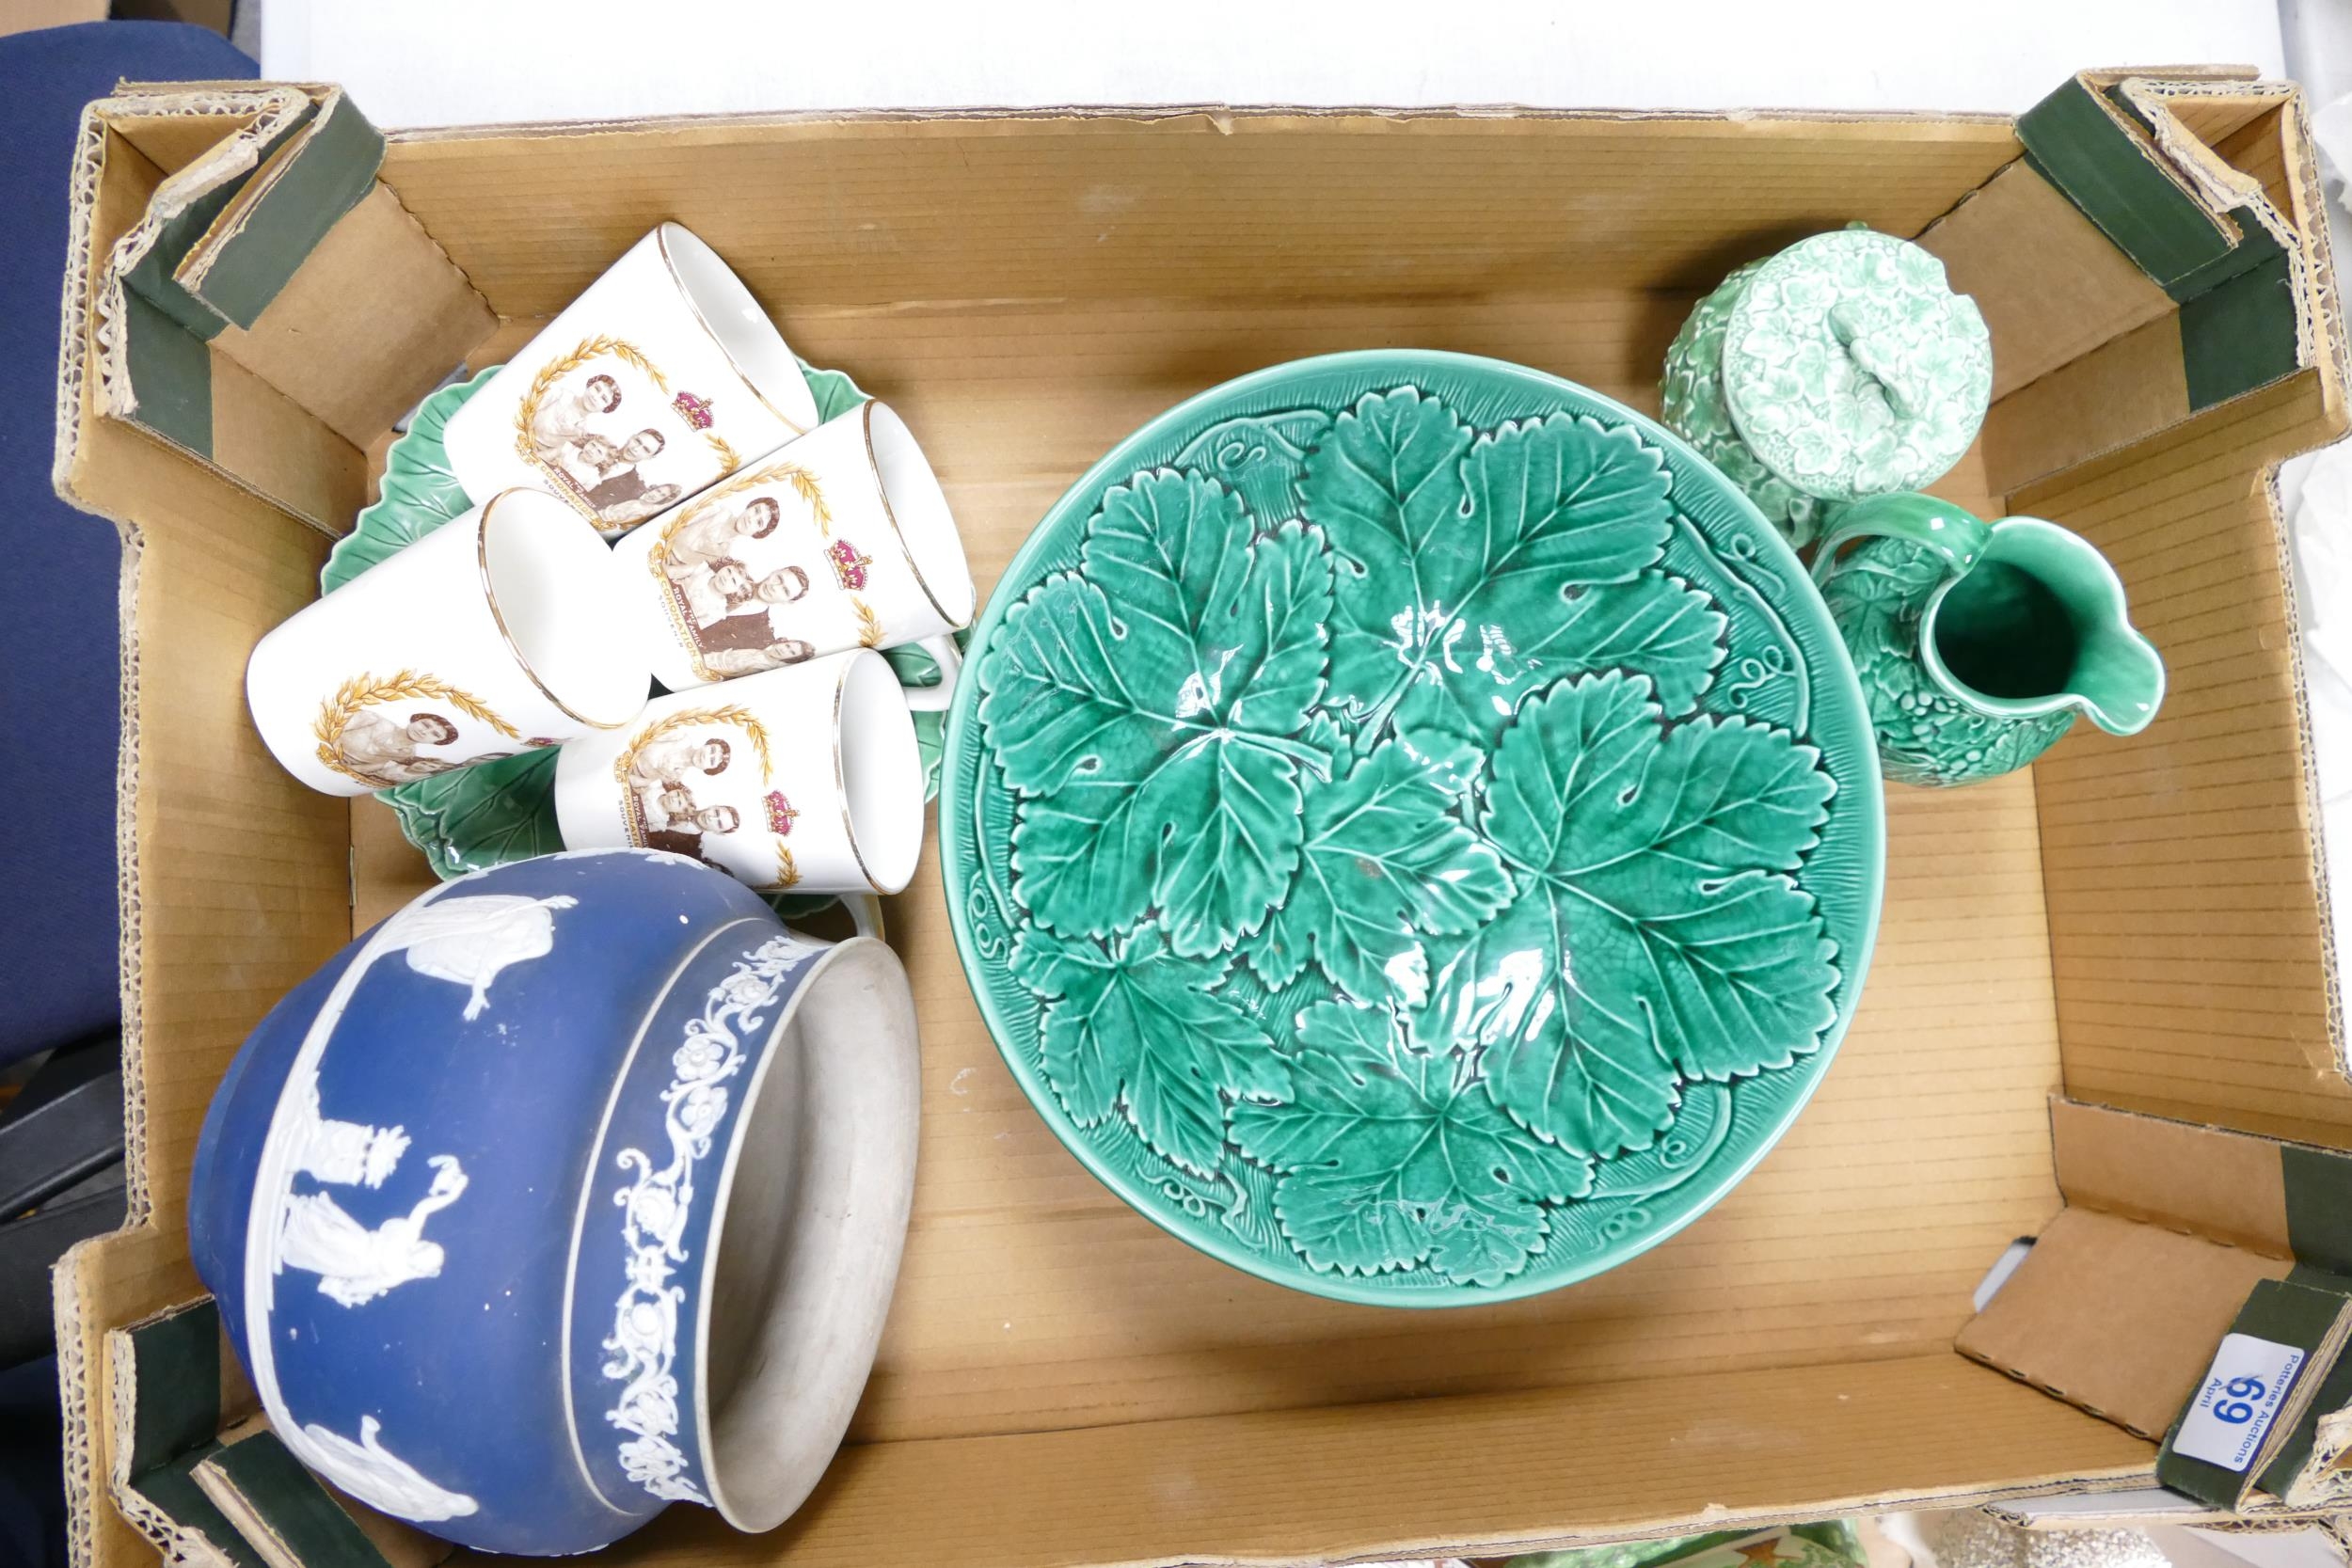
[{"xmin": 1810, "ymin": 492, "xmax": 2165, "ymax": 787}]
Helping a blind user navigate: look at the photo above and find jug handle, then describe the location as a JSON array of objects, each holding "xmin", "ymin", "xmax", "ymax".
[{"xmin": 1810, "ymin": 493, "xmax": 1992, "ymax": 587}]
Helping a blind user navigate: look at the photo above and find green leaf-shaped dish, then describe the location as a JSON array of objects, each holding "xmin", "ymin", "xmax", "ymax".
[
  {"xmin": 326, "ymin": 358, "xmax": 945, "ymax": 894},
  {"xmin": 943, "ymin": 350, "xmax": 1883, "ymax": 1306}
]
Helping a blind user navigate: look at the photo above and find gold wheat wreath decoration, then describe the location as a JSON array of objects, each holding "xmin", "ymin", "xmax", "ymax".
[
  {"xmin": 853, "ymin": 597, "xmax": 884, "ymax": 648},
  {"xmin": 654, "ymin": 454, "xmax": 834, "ymax": 546},
  {"xmin": 512, "ymin": 335, "xmax": 743, "ymax": 520},
  {"xmin": 612, "ymin": 704, "xmax": 798, "ymax": 890},
  {"xmin": 312, "ymin": 671, "xmax": 521, "ymax": 784}
]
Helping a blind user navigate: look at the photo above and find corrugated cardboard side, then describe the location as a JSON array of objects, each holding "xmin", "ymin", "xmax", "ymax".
[
  {"xmin": 1977, "ymin": 104, "xmax": 2333, "ymax": 490},
  {"xmin": 44, "ymin": 98, "xmax": 2345, "ymax": 1568},
  {"xmin": 378, "ymin": 108, "xmax": 2023, "ymax": 315},
  {"xmin": 52, "ymin": 93, "xmax": 351, "ymax": 1568},
  {"xmin": 2025, "ymin": 368, "xmax": 2348, "ymax": 1144}
]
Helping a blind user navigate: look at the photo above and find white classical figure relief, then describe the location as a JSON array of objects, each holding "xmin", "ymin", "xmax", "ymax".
[
  {"xmin": 379, "ymin": 893, "xmax": 580, "ymax": 1020},
  {"xmin": 300, "ymin": 1416, "xmax": 480, "ymax": 1521},
  {"xmin": 279, "ymin": 1154, "xmax": 469, "ymax": 1307},
  {"xmin": 273, "ymin": 1081, "xmax": 469, "ymax": 1307},
  {"xmin": 291, "ymin": 1082, "xmax": 410, "ymax": 1189},
  {"xmin": 240, "ymin": 884, "xmax": 580, "ymax": 1530}
]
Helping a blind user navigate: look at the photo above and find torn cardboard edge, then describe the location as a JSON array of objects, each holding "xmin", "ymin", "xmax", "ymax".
[
  {"xmin": 91, "ymin": 86, "xmax": 316, "ymax": 411},
  {"xmin": 194, "ymin": 1433, "xmax": 442, "ymax": 1568},
  {"xmin": 56, "ymin": 84, "xmax": 347, "ymax": 529},
  {"xmin": 72, "ymin": 81, "xmax": 491, "ymax": 533},
  {"xmin": 1928, "ymin": 71, "xmax": 2336, "ymax": 495},
  {"xmin": 2104, "ymin": 74, "xmax": 2313, "ymax": 413},
  {"xmin": 103, "ymin": 1296, "xmax": 257, "ymax": 1568},
  {"xmin": 384, "ymin": 99, "xmax": 2021, "ymax": 144},
  {"xmin": 169, "ymin": 91, "xmax": 382, "ymax": 327},
  {"xmin": 1959, "ymin": 1101, "xmax": 2352, "ymax": 1514}
]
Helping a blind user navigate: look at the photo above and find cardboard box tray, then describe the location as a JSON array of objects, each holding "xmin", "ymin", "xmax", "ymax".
[{"xmin": 47, "ymin": 71, "xmax": 2352, "ymax": 1568}]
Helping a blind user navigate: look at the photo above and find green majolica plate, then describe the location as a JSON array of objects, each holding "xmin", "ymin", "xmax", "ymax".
[
  {"xmin": 327, "ymin": 356, "xmax": 951, "ymax": 907},
  {"xmin": 943, "ymin": 351, "xmax": 1883, "ymax": 1306}
]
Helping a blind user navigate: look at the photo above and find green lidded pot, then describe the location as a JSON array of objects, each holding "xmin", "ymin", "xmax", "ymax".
[
  {"xmin": 1811, "ymin": 492, "xmax": 2166, "ymax": 787},
  {"xmin": 1661, "ymin": 227, "xmax": 1993, "ymax": 549}
]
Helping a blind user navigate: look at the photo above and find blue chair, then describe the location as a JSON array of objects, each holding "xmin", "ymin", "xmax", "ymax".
[
  {"xmin": 0, "ymin": 25, "xmax": 256, "ymax": 1566},
  {"xmin": 3, "ymin": 22, "xmax": 256, "ymax": 1065}
]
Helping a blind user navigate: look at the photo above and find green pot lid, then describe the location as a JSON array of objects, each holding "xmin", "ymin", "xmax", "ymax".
[
  {"xmin": 1720, "ymin": 229, "xmax": 1992, "ymax": 501},
  {"xmin": 321, "ymin": 356, "xmax": 945, "ymax": 912},
  {"xmin": 943, "ymin": 350, "xmax": 1885, "ymax": 1307}
]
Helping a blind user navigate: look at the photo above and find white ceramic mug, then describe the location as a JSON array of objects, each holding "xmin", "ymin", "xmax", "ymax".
[
  {"xmin": 247, "ymin": 489, "xmax": 650, "ymax": 797},
  {"xmin": 442, "ymin": 224, "xmax": 820, "ymax": 536},
  {"xmin": 608, "ymin": 402, "xmax": 975, "ymax": 708},
  {"xmin": 551, "ymin": 649, "xmax": 923, "ymax": 895}
]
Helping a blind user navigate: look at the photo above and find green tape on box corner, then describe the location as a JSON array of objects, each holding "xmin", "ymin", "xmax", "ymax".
[
  {"xmin": 119, "ymin": 99, "xmax": 322, "ymax": 341},
  {"xmin": 192, "ymin": 94, "xmax": 386, "ymax": 330},
  {"xmin": 2254, "ymin": 1270, "xmax": 2352, "ymax": 1500},
  {"xmin": 2247, "ymin": 1147, "xmax": 2352, "ymax": 1500},
  {"xmin": 2180, "ymin": 254, "xmax": 2300, "ymax": 412},
  {"xmin": 130, "ymin": 1443, "xmax": 267, "ymax": 1568},
  {"xmin": 119, "ymin": 1298, "xmax": 222, "ymax": 1478},
  {"xmin": 2018, "ymin": 78, "xmax": 2236, "ymax": 296},
  {"xmin": 2019, "ymin": 77, "xmax": 2288, "ymax": 307},
  {"xmin": 119, "ymin": 289, "xmax": 214, "ymax": 460},
  {"xmin": 201, "ymin": 1432, "xmax": 396, "ymax": 1568},
  {"xmin": 2282, "ymin": 1144, "xmax": 2352, "ymax": 1277},
  {"xmin": 2157, "ymin": 1276, "xmax": 2350, "ymax": 1507}
]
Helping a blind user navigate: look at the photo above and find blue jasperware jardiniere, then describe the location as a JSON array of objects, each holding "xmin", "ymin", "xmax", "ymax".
[{"xmin": 187, "ymin": 847, "xmax": 920, "ymax": 1556}]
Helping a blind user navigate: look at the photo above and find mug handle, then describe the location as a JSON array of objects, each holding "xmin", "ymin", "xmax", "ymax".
[
  {"xmin": 1810, "ymin": 492, "xmax": 1993, "ymax": 587},
  {"xmin": 898, "ymin": 632, "xmax": 962, "ymax": 714},
  {"xmin": 844, "ymin": 894, "xmax": 886, "ymax": 941}
]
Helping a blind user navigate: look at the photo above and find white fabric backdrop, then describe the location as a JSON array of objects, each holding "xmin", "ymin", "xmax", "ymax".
[{"xmin": 262, "ymin": 0, "xmax": 2283, "ymax": 124}]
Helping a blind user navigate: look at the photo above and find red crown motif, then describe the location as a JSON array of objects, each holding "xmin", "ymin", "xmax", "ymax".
[
  {"xmin": 765, "ymin": 790, "xmax": 799, "ymax": 836},
  {"xmin": 671, "ymin": 389, "xmax": 715, "ymax": 431},
  {"xmin": 827, "ymin": 537, "xmax": 872, "ymax": 593}
]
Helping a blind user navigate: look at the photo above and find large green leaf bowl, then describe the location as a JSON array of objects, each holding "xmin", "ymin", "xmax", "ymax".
[
  {"xmin": 942, "ymin": 350, "xmax": 1883, "ymax": 1306},
  {"xmin": 328, "ymin": 357, "xmax": 951, "ymax": 916}
]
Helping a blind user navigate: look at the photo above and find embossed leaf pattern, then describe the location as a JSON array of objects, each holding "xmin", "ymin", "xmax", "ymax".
[
  {"xmin": 976, "ymin": 382, "xmax": 1847, "ymax": 1290},
  {"xmin": 378, "ymin": 748, "xmax": 564, "ymax": 879},
  {"xmin": 1316, "ymin": 390, "xmax": 1717, "ymax": 742},
  {"xmin": 1421, "ymin": 672, "xmax": 1837, "ymax": 1156},
  {"xmin": 323, "ymin": 367, "xmax": 500, "ymax": 594},
  {"xmin": 1012, "ymin": 922, "xmax": 1291, "ymax": 1178},
  {"xmin": 1230, "ymin": 1002, "xmax": 1592, "ymax": 1284},
  {"xmin": 982, "ymin": 474, "xmax": 1333, "ymax": 955},
  {"xmin": 1170, "ymin": 410, "xmax": 1334, "ymax": 523},
  {"xmin": 1391, "ymin": 567, "xmax": 1729, "ymax": 745},
  {"xmin": 981, "ymin": 575, "xmax": 1168, "ymax": 798},
  {"xmin": 1246, "ymin": 742, "xmax": 1513, "ymax": 1005}
]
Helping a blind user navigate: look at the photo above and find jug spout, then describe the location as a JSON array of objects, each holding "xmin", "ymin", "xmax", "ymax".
[
  {"xmin": 1919, "ymin": 516, "xmax": 2165, "ymax": 738},
  {"xmin": 2071, "ymin": 612, "xmax": 2167, "ymax": 736}
]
